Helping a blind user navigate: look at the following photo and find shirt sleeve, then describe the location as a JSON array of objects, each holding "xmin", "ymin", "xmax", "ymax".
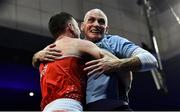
[{"xmin": 109, "ymin": 35, "xmax": 158, "ymax": 71}]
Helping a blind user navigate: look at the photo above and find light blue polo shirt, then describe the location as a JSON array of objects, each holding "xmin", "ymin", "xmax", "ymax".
[{"xmin": 86, "ymin": 35, "xmax": 157, "ymax": 105}]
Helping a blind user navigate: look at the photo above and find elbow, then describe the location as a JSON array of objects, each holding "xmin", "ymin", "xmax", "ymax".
[
  {"xmin": 32, "ymin": 54, "xmax": 40, "ymax": 69},
  {"xmin": 138, "ymin": 53, "xmax": 159, "ymax": 71}
]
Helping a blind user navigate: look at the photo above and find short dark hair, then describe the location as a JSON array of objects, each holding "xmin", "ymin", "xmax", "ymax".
[{"xmin": 48, "ymin": 12, "xmax": 73, "ymax": 38}]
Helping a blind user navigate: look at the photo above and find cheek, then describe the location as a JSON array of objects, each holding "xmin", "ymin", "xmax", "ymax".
[
  {"xmin": 84, "ymin": 27, "xmax": 90, "ymax": 34},
  {"xmin": 101, "ymin": 26, "xmax": 106, "ymax": 31},
  {"xmin": 84, "ymin": 24, "xmax": 91, "ymax": 30}
]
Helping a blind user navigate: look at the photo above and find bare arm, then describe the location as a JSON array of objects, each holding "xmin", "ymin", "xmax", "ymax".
[
  {"xmin": 83, "ymin": 36, "xmax": 158, "ymax": 76},
  {"xmin": 84, "ymin": 48, "xmax": 158, "ymax": 76},
  {"xmin": 32, "ymin": 44, "xmax": 62, "ymax": 68},
  {"xmin": 84, "ymin": 49, "xmax": 141, "ymax": 76}
]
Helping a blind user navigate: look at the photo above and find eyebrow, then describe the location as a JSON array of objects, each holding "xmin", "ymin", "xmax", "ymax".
[{"xmin": 87, "ymin": 16, "xmax": 105, "ymax": 21}]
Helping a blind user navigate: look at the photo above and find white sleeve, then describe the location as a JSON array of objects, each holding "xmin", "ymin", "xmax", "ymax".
[{"xmin": 131, "ymin": 47, "xmax": 158, "ymax": 72}]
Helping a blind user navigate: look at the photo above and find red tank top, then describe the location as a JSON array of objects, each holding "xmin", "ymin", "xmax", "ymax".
[{"xmin": 39, "ymin": 56, "xmax": 86, "ymax": 110}]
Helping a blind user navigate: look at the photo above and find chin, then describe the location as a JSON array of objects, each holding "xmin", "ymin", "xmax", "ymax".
[
  {"xmin": 91, "ymin": 37, "xmax": 102, "ymax": 42},
  {"xmin": 91, "ymin": 34, "xmax": 102, "ymax": 38}
]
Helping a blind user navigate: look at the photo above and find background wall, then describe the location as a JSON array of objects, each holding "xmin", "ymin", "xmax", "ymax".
[
  {"xmin": 0, "ymin": 0, "xmax": 180, "ymax": 111},
  {"xmin": 0, "ymin": 0, "xmax": 151, "ymax": 52}
]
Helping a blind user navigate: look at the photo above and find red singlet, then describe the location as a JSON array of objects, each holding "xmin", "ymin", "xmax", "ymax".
[{"xmin": 39, "ymin": 56, "xmax": 86, "ymax": 110}]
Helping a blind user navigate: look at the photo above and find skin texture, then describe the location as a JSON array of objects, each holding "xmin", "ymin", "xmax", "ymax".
[{"xmin": 81, "ymin": 9, "xmax": 109, "ymax": 42}]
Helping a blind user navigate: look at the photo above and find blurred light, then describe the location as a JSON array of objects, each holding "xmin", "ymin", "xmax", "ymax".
[
  {"xmin": 166, "ymin": 0, "xmax": 180, "ymax": 25},
  {"xmin": 29, "ymin": 92, "xmax": 34, "ymax": 96},
  {"xmin": 170, "ymin": 7, "xmax": 180, "ymax": 25}
]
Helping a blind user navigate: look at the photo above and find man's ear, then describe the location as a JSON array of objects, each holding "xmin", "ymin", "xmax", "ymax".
[
  {"xmin": 67, "ymin": 23, "xmax": 73, "ymax": 31},
  {"xmin": 80, "ymin": 22, "xmax": 84, "ymax": 31},
  {"xmin": 105, "ymin": 26, "xmax": 109, "ymax": 34}
]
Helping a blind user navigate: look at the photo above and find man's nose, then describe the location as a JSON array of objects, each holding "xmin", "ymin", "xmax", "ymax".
[{"xmin": 93, "ymin": 20, "xmax": 100, "ymax": 26}]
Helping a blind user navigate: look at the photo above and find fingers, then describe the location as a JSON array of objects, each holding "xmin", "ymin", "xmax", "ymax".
[
  {"xmin": 48, "ymin": 48, "xmax": 62, "ymax": 53},
  {"xmin": 44, "ymin": 55, "xmax": 58, "ymax": 61},
  {"xmin": 44, "ymin": 44, "xmax": 54, "ymax": 50},
  {"xmin": 39, "ymin": 54, "xmax": 55, "ymax": 62},
  {"xmin": 46, "ymin": 51, "xmax": 62, "ymax": 56},
  {"xmin": 38, "ymin": 50, "xmax": 61, "ymax": 62},
  {"xmin": 84, "ymin": 63, "xmax": 101, "ymax": 71},
  {"xmin": 43, "ymin": 44, "xmax": 62, "ymax": 60},
  {"xmin": 85, "ymin": 59, "xmax": 101, "ymax": 66},
  {"xmin": 87, "ymin": 67, "xmax": 103, "ymax": 76},
  {"xmin": 43, "ymin": 57, "xmax": 55, "ymax": 62},
  {"xmin": 45, "ymin": 44, "xmax": 61, "ymax": 53},
  {"xmin": 84, "ymin": 59, "xmax": 104, "ymax": 76},
  {"xmin": 48, "ymin": 43, "xmax": 56, "ymax": 48}
]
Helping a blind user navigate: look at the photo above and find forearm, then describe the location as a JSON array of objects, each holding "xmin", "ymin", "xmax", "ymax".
[{"xmin": 115, "ymin": 56, "xmax": 141, "ymax": 72}]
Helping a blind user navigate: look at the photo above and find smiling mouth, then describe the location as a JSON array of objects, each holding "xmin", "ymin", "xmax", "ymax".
[{"xmin": 90, "ymin": 29, "xmax": 102, "ymax": 34}]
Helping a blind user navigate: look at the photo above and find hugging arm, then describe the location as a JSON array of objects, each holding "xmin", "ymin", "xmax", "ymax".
[
  {"xmin": 84, "ymin": 36, "xmax": 158, "ymax": 76},
  {"xmin": 32, "ymin": 44, "xmax": 62, "ymax": 68},
  {"xmin": 84, "ymin": 50, "xmax": 142, "ymax": 76}
]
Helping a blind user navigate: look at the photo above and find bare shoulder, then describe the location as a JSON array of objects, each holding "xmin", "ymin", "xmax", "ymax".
[
  {"xmin": 76, "ymin": 39, "xmax": 100, "ymax": 54},
  {"xmin": 76, "ymin": 39, "xmax": 102, "ymax": 59},
  {"xmin": 77, "ymin": 39, "xmax": 95, "ymax": 47}
]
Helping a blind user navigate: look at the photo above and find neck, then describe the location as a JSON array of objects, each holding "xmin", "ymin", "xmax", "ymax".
[{"xmin": 56, "ymin": 32, "xmax": 76, "ymax": 40}]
